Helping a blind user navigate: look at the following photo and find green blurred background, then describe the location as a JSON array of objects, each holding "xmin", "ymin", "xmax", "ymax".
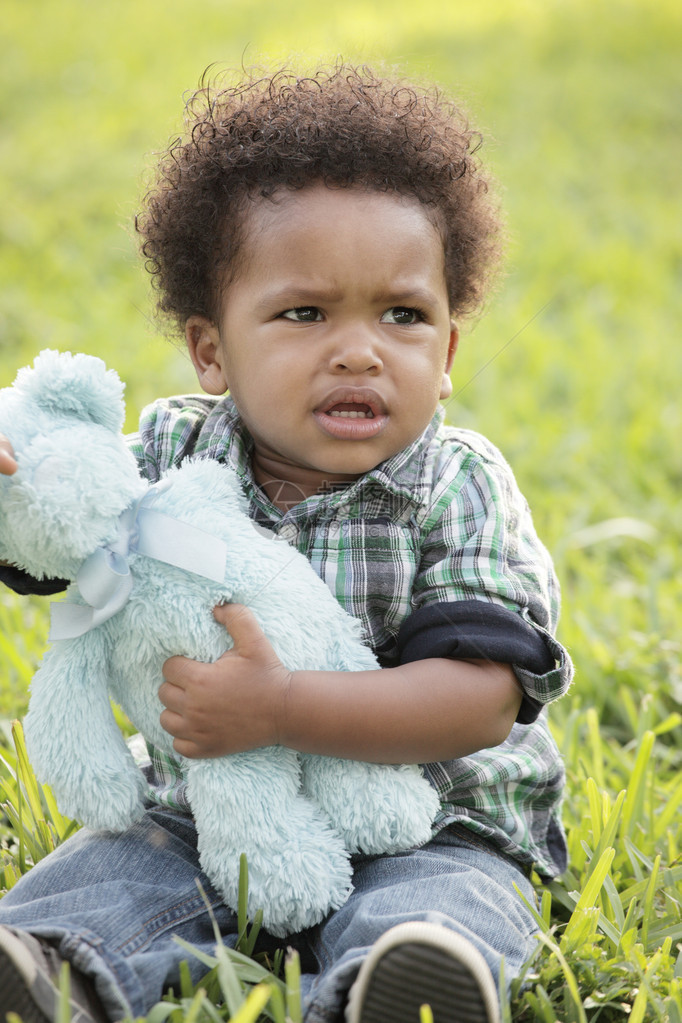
[{"xmin": 1, "ymin": 0, "xmax": 681, "ymax": 708}]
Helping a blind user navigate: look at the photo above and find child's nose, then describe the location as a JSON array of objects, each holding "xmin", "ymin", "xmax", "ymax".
[{"xmin": 329, "ymin": 330, "xmax": 383, "ymax": 375}]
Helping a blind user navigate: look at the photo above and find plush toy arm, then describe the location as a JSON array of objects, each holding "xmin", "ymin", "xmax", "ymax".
[{"xmin": 24, "ymin": 630, "xmax": 147, "ymax": 832}]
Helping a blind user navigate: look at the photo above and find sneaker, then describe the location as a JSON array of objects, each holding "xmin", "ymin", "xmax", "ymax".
[
  {"xmin": 0, "ymin": 925, "xmax": 107, "ymax": 1023},
  {"xmin": 345, "ymin": 921, "xmax": 500, "ymax": 1023}
]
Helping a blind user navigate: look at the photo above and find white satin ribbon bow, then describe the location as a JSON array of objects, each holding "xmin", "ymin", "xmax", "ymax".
[{"xmin": 49, "ymin": 480, "xmax": 227, "ymax": 641}]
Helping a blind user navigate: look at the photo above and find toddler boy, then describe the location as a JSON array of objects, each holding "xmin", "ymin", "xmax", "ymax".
[{"xmin": 0, "ymin": 65, "xmax": 572, "ymax": 1023}]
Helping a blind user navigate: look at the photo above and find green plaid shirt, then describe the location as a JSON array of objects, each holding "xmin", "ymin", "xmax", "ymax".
[{"xmin": 128, "ymin": 395, "xmax": 572, "ymax": 879}]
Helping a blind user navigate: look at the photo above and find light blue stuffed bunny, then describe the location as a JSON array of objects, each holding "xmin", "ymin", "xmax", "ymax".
[{"xmin": 0, "ymin": 350, "xmax": 439, "ymax": 936}]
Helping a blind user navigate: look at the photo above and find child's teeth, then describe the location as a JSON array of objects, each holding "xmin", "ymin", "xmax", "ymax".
[{"xmin": 329, "ymin": 410, "xmax": 372, "ymax": 418}]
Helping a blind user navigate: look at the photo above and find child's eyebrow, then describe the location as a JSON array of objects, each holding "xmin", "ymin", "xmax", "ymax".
[
  {"xmin": 378, "ymin": 285, "xmax": 443, "ymax": 308},
  {"xmin": 258, "ymin": 283, "xmax": 442, "ymax": 310},
  {"xmin": 258, "ymin": 283, "xmax": 345, "ymax": 308}
]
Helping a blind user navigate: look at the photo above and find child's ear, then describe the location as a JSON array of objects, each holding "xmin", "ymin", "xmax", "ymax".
[
  {"xmin": 186, "ymin": 316, "xmax": 229, "ymax": 395},
  {"xmin": 439, "ymin": 322, "xmax": 459, "ymax": 400}
]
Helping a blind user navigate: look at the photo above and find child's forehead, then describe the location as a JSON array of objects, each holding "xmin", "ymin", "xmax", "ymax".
[
  {"xmin": 222, "ymin": 183, "xmax": 450, "ymax": 310},
  {"xmin": 245, "ymin": 181, "xmax": 439, "ymax": 220},
  {"xmin": 238, "ymin": 182, "xmax": 445, "ymax": 258}
]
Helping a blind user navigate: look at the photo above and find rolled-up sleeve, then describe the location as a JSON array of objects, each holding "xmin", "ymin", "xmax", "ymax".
[
  {"xmin": 0, "ymin": 564, "xmax": 68, "ymax": 595},
  {"xmin": 402, "ymin": 434, "xmax": 573, "ymax": 721}
]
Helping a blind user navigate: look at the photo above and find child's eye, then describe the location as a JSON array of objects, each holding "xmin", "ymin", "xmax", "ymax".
[
  {"xmin": 281, "ymin": 307, "xmax": 323, "ymax": 322},
  {"xmin": 380, "ymin": 307, "xmax": 424, "ymax": 325}
]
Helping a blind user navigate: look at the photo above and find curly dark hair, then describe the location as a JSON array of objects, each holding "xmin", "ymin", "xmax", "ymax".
[{"xmin": 136, "ymin": 64, "xmax": 503, "ymax": 332}]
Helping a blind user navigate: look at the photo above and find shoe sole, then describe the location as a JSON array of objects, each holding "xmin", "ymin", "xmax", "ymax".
[
  {"xmin": 0, "ymin": 926, "xmax": 54, "ymax": 1023},
  {"xmin": 346, "ymin": 921, "xmax": 500, "ymax": 1023}
]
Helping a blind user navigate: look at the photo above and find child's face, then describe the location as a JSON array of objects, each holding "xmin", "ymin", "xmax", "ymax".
[{"xmin": 187, "ymin": 183, "xmax": 457, "ymax": 500}]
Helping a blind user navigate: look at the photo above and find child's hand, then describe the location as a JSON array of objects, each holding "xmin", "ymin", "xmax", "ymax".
[
  {"xmin": 158, "ymin": 603, "xmax": 293, "ymax": 759},
  {"xmin": 0, "ymin": 435, "xmax": 17, "ymax": 475},
  {"xmin": 0, "ymin": 437, "xmax": 18, "ymax": 569}
]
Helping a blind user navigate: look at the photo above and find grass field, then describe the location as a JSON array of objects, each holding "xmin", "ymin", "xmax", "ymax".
[{"xmin": 1, "ymin": 0, "xmax": 681, "ymax": 1018}]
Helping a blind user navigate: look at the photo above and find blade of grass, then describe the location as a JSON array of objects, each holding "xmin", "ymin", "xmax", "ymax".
[
  {"xmin": 57, "ymin": 963, "xmax": 72, "ymax": 1023},
  {"xmin": 236, "ymin": 855, "xmax": 262, "ymax": 957},
  {"xmin": 585, "ymin": 790, "xmax": 625, "ymax": 886},
  {"xmin": 11, "ymin": 720, "xmax": 44, "ymax": 823},
  {"xmin": 228, "ymin": 984, "xmax": 273, "ymax": 1023},
  {"xmin": 215, "ymin": 941, "xmax": 246, "ymax": 1017},
  {"xmin": 145, "ymin": 1004, "xmax": 178, "ymax": 1023},
  {"xmin": 620, "ymin": 731, "xmax": 655, "ymax": 840},
  {"xmin": 183, "ymin": 988, "xmax": 208, "ymax": 1023},
  {"xmin": 265, "ymin": 981, "xmax": 287, "ymax": 1023},
  {"xmin": 574, "ymin": 846, "xmax": 616, "ymax": 915},
  {"xmin": 535, "ymin": 932, "xmax": 588, "ymax": 1023},
  {"xmin": 285, "ymin": 949, "xmax": 302, "ymax": 1023},
  {"xmin": 602, "ymin": 872, "xmax": 625, "ymax": 931},
  {"xmin": 640, "ymin": 854, "xmax": 661, "ymax": 951},
  {"xmin": 237, "ymin": 853, "xmax": 249, "ymax": 944}
]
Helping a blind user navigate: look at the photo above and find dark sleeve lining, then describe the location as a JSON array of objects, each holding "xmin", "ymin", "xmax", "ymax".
[
  {"xmin": 397, "ymin": 600, "xmax": 556, "ymax": 724},
  {"xmin": 0, "ymin": 564, "xmax": 69, "ymax": 596}
]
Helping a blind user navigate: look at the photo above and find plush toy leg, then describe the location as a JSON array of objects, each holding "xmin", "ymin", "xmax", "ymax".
[
  {"xmin": 300, "ymin": 755, "xmax": 441, "ymax": 855},
  {"xmin": 24, "ymin": 635, "xmax": 148, "ymax": 832},
  {"xmin": 186, "ymin": 747, "xmax": 353, "ymax": 937}
]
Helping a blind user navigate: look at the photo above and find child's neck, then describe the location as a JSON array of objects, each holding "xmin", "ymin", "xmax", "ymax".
[{"xmin": 251, "ymin": 451, "xmax": 361, "ymax": 513}]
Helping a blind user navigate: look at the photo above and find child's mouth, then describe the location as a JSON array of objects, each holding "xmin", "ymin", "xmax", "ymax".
[
  {"xmin": 314, "ymin": 392, "xmax": 387, "ymax": 439},
  {"xmin": 328, "ymin": 403, "xmax": 375, "ymax": 419}
]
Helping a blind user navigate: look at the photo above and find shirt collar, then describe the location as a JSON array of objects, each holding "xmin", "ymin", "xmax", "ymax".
[
  {"xmin": 190, "ymin": 396, "xmax": 444, "ymax": 518},
  {"xmin": 192, "ymin": 396, "xmax": 254, "ymax": 480},
  {"xmin": 360, "ymin": 405, "xmax": 444, "ymax": 508}
]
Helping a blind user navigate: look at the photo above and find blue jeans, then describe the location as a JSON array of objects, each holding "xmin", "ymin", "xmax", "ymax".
[{"xmin": 0, "ymin": 807, "xmax": 538, "ymax": 1021}]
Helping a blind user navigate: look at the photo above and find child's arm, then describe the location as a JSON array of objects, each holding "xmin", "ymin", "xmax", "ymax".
[{"xmin": 159, "ymin": 603, "xmax": 522, "ymax": 764}]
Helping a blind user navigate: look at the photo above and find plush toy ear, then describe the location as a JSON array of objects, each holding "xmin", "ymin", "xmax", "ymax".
[{"xmin": 13, "ymin": 349, "xmax": 126, "ymax": 432}]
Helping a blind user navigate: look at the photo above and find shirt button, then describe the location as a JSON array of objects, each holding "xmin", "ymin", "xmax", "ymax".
[{"xmin": 279, "ymin": 523, "xmax": 298, "ymax": 544}]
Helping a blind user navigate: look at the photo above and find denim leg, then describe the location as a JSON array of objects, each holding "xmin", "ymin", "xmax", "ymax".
[
  {"xmin": 0, "ymin": 816, "xmax": 539, "ymax": 1023},
  {"xmin": 0, "ymin": 807, "xmax": 243, "ymax": 1020},
  {"xmin": 300, "ymin": 827, "xmax": 539, "ymax": 1023}
]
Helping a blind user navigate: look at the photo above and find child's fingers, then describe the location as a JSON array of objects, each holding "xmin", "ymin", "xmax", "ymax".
[
  {"xmin": 158, "ymin": 677, "xmax": 187, "ymax": 710},
  {"xmin": 159, "ymin": 707, "xmax": 188, "ymax": 739},
  {"xmin": 160, "ymin": 655, "xmax": 200, "ymax": 690},
  {"xmin": 0, "ymin": 438, "xmax": 17, "ymax": 475},
  {"xmin": 212, "ymin": 602, "xmax": 268, "ymax": 651}
]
